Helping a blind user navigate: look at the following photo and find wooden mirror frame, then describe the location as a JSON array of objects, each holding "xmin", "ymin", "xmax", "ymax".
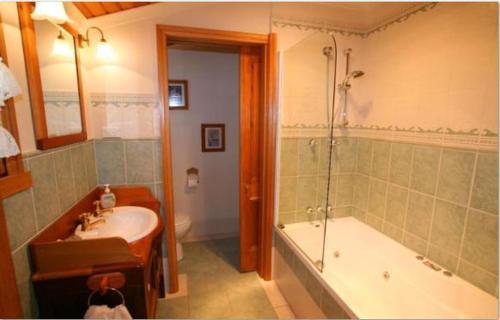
[{"xmin": 17, "ymin": 2, "xmax": 87, "ymax": 150}]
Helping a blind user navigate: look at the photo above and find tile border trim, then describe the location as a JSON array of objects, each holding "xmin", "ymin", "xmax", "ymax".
[
  {"xmin": 43, "ymin": 91, "xmax": 80, "ymax": 107},
  {"xmin": 281, "ymin": 126, "xmax": 498, "ymax": 151},
  {"xmin": 272, "ymin": 2, "xmax": 437, "ymax": 38},
  {"xmin": 90, "ymin": 92, "xmax": 159, "ymax": 108}
]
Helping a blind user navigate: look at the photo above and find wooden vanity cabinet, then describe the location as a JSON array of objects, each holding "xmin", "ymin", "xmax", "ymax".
[{"xmin": 29, "ymin": 187, "xmax": 165, "ymax": 318}]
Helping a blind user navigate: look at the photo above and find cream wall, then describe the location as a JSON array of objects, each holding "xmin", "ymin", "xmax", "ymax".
[
  {"xmin": 1, "ymin": 2, "xmax": 497, "ymax": 158},
  {"xmin": 276, "ymin": 3, "xmax": 498, "ymax": 138},
  {"xmin": 278, "ymin": 28, "xmax": 363, "ymax": 129},
  {"xmin": 0, "ymin": 2, "xmax": 273, "ymax": 149},
  {"xmin": 351, "ymin": 2, "xmax": 498, "ymax": 134},
  {"xmin": 169, "ymin": 49, "xmax": 240, "ymax": 240},
  {"xmin": 82, "ymin": 3, "xmax": 272, "ymax": 140}
]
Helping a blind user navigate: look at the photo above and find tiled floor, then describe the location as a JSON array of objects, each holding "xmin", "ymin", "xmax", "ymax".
[{"xmin": 156, "ymin": 238, "xmax": 288, "ymax": 319}]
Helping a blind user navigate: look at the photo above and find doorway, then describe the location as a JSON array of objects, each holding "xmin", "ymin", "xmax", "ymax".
[
  {"xmin": 168, "ymin": 46, "xmax": 240, "ymax": 249},
  {"xmin": 156, "ymin": 25, "xmax": 277, "ymax": 293}
]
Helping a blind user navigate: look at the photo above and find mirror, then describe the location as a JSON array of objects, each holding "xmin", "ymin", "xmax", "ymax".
[
  {"xmin": 18, "ymin": 3, "xmax": 87, "ymax": 150},
  {"xmin": 34, "ymin": 20, "xmax": 82, "ymax": 137}
]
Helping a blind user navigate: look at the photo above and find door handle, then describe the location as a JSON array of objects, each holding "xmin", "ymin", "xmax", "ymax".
[{"xmin": 246, "ymin": 177, "xmax": 259, "ymax": 201}]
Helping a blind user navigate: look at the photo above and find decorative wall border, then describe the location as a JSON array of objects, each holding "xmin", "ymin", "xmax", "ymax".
[
  {"xmin": 272, "ymin": 19, "xmax": 363, "ymax": 38},
  {"xmin": 273, "ymin": 2, "xmax": 438, "ymax": 39},
  {"xmin": 90, "ymin": 93, "xmax": 159, "ymax": 108},
  {"xmin": 281, "ymin": 125, "xmax": 498, "ymax": 152},
  {"xmin": 43, "ymin": 91, "xmax": 80, "ymax": 107}
]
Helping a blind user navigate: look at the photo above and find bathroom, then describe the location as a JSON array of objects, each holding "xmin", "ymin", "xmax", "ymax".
[{"xmin": 0, "ymin": 1, "xmax": 497, "ymax": 319}]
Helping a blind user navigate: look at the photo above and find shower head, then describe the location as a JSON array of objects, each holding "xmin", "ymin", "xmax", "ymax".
[
  {"xmin": 348, "ymin": 70, "xmax": 364, "ymax": 79},
  {"xmin": 340, "ymin": 70, "xmax": 365, "ymax": 90},
  {"xmin": 322, "ymin": 46, "xmax": 333, "ymax": 57}
]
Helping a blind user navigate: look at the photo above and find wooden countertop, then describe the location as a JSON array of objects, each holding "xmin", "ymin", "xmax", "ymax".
[{"xmin": 30, "ymin": 186, "xmax": 164, "ymax": 281}]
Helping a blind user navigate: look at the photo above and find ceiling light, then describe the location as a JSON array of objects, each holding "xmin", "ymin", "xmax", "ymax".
[{"xmin": 31, "ymin": 2, "xmax": 69, "ymax": 24}]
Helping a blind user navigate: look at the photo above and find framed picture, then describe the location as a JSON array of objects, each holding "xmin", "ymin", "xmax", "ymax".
[
  {"xmin": 168, "ymin": 80, "xmax": 189, "ymax": 110},
  {"xmin": 201, "ymin": 124, "xmax": 225, "ymax": 152}
]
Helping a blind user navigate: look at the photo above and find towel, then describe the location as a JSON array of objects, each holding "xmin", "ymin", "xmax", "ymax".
[
  {"xmin": 0, "ymin": 57, "xmax": 21, "ymax": 107},
  {"xmin": 0, "ymin": 126, "xmax": 20, "ymax": 157},
  {"xmin": 84, "ymin": 304, "xmax": 132, "ymax": 319}
]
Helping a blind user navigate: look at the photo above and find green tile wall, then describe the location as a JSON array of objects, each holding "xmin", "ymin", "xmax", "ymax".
[
  {"xmin": 5, "ymin": 141, "xmax": 98, "ymax": 318},
  {"xmin": 275, "ymin": 233, "xmax": 350, "ymax": 318},
  {"xmin": 95, "ymin": 138, "xmax": 164, "ymax": 219},
  {"xmin": 349, "ymin": 137, "xmax": 498, "ymax": 296},
  {"xmin": 278, "ymin": 137, "xmax": 356, "ymax": 224},
  {"xmin": 6, "ymin": 138, "xmax": 165, "ymax": 318},
  {"xmin": 278, "ymin": 134, "xmax": 498, "ymax": 297}
]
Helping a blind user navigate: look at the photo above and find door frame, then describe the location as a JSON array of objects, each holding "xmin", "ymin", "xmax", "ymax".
[{"xmin": 156, "ymin": 25, "xmax": 277, "ymax": 293}]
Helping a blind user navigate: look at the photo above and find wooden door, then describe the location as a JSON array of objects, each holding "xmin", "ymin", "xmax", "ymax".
[{"xmin": 239, "ymin": 46, "xmax": 262, "ymax": 272}]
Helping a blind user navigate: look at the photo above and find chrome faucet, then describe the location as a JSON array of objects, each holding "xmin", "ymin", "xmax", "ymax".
[
  {"xmin": 92, "ymin": 200, "xmax": 113, "ymax": 217},
  {"xmin": 78, "ymin": 212, "xmax": 106, "ymax": 231},
  {"xmin": 326, "ymin": 206, "xmax": 334, "ymax": 218},
  {"xmin": 316, "ymin": 206, "xmax": 325, "ymax": 215},
  {"xmin": 306, "ymin": 207, "xmax": 315, "ymax": 223},
  {"xmin": 78, "ymin": 212, "xmax": 91, "ymax": 231}
]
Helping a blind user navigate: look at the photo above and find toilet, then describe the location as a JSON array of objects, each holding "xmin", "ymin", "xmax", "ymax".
[{"xmin": 174, "ymin": 212, "xmax": 192, "ymax": 261}]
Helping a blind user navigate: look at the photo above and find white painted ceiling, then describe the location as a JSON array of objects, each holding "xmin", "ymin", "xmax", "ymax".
[{"xmin": 271, "ymin": 2, "xmax": 427, "ymax": 31}]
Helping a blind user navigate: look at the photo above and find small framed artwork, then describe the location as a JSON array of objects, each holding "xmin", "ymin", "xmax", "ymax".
[
  {"xmin": 168, "ymin": 80, "xmax": 189, "ymax": 110},
  {"xmin": 201, "ymin": 124, "xmax": 225, "ymax": 152}
]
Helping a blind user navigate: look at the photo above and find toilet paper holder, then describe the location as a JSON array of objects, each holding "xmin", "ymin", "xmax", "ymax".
[{"xmin": 186, "ymin": 167, "xmax": 199, "ymax": 186}]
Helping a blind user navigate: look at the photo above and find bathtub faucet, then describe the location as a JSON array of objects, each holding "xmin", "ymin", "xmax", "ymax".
[
  {"xmin": 327, "ymin": 206, "xmax": 334, "ymax": 218},
  {"xmin": 316, "ymin": 206, "xmax": 325, "ymax": 217},
  {"xmin": 306, "ymin": 207, "xmax": 315, "ymax": 223}
]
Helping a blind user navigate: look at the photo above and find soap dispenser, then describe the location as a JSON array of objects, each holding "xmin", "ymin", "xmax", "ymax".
[{"xmin": 100, "ymin": 184, "xmax": 116, "ymax": 209}]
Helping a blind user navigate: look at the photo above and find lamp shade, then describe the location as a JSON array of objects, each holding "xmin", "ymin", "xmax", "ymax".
[
  {"xmin": 96, "ymin": 39, "xmax": 114, "ymax": 60},
  {"xmin": 0, "ymin": 127, "xmax": 20, "ymax": 158},
  {"xmin": 31, "ymin": 2, "xmax": 69, "ymax": 24},
  {"xmin": 52, "ymin": 33, "xmax": 72, "ymax": 57}
]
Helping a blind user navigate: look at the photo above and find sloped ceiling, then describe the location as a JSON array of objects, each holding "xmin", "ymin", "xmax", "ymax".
[{"xmin": 72, "ymin": 1, "xmax": 428, "ymax": 32}]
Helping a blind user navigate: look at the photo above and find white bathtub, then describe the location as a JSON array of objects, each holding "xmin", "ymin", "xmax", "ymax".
[{"xmin": 280, "ymin": 217, "xmax": 498, "ymax": 319}]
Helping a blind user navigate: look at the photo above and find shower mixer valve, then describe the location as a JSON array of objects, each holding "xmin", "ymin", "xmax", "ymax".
[{"xmin": 308, "ymin": 139, "xmax": 317, "ymax": 148}]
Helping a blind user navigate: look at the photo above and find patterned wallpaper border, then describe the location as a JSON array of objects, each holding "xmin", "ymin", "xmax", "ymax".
[
  {"xmin": 281, "ymin": 125, "xmax": 498, "ymax": 151},
  {"xmin": 43, "ymin": 91, "xmax": 80, "ymax": 107},
  {"xmin": 273, "ymin": 2, "xmax": 437, "ymax": 38},
  {"xmin": 90, "ymin": 93, "xmax": 159, "ymax": 108}
]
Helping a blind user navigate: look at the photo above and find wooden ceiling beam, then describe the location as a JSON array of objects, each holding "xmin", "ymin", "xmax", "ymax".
[
  {"xmin": 100, "ymin": 2, "xmax": 122, "ymax": 14},
  {"xmin": 73, "ymin": 3, "xmax": 95, "ymax": 18},
  {"xmin": 118, "ymin": 2, "xmax": 135, "ymax": 10},
  {"xmin": 85, "ymin": 2, "xmax": 107, "ymax": 17}
]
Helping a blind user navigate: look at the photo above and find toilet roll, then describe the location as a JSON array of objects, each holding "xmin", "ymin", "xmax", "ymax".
[{"xmin": 187, "ymin": 173, "xmax": 199, "ymax": 187}]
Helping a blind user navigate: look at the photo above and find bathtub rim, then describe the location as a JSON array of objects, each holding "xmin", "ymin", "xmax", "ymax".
[{"xmin": 275, "ymin": 226, "xmax": 357, "ymax": 318}]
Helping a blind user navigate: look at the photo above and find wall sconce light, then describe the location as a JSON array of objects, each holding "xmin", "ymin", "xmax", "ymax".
[
  {"xmin": 31, "ymin": 2, "xmax": 69, "ymax": 24},
  {"xmin": 79, "ymin": 26, "xmax": 114, "ymax": 60},
  {"xmin": 51, "ymin": 31, "xmax": 72, "ymax": 57}
]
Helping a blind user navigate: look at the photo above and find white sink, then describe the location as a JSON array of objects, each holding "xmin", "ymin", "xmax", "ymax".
[{"xmin": 75, "ymin": 206, "xmax": 158, "ymax": 243}]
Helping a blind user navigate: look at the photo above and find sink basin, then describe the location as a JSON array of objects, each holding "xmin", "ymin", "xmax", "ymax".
[{"xmin": 75, "ymin": 206, "xmax": 158, "ymax": 243}]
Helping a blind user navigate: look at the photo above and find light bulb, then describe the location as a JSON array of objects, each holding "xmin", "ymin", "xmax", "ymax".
[
  {"xmin": 31, "ymin": 2, "xmax": 69, "ymax": 24},
  {"xmin": 52, "ymin": 33, "xmax": 71, "ymax": 57},
  {"xmin": 96, "ymin": 39, "xmax": 114, "ymax": 60}
]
